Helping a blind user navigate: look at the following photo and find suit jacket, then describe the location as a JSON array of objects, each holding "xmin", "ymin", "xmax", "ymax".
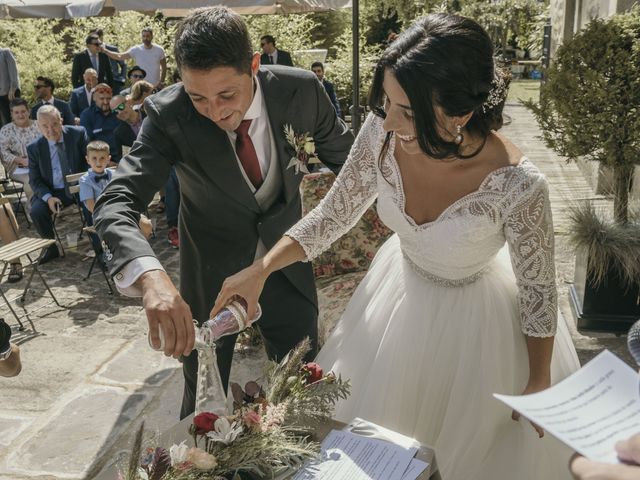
[
  {"xmin": 69, "ymin": 85, "xmax": 93, "ymax": 117},
  {"xmin": 71, "ymin": 50, "xmax": 113, "ymax": 88},
  {"xmin": 322, "ymin": 79, "xmax": 341, "ymax": 117},
  {"xmin": 105, "ymin": 44, "xmax": 126, "ymax": 85},
  {"xmin": 94, "ymin": 66, "xmax": 354, "ymax": 322},
  {"xmin": 27, "ymin": 125, "xmax": 88, "ymax": 200},
  {"xmin": 261, "ymin": 50, "xmax": 293, "ymax": 67},
  {"xmin": 31, "ymin": 98, "xmax": 75, "ymax": 126}
]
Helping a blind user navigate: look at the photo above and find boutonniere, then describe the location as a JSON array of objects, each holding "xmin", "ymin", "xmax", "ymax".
[{"xmin": 284, "ymin": 124, "xmax": 321, "ymax": 175}]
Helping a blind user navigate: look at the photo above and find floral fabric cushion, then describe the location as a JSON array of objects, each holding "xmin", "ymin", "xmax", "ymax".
[
  {"xmin": 300, "ymin": 171, "xmax": 392, "ymax": 278},
  {"xmin": 316, "ymin": 271, "xmax": 367, "ymax": 345}
]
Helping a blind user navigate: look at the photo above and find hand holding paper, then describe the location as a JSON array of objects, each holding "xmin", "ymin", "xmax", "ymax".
[{"xmin": 494, "ymin": 350, "xmax": 640, "ymax": 465}]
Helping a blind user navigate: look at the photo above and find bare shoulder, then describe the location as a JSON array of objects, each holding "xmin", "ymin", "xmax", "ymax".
[{"xmin": 492, "ymin": 132, "xmax": 524, "ymax": 167}]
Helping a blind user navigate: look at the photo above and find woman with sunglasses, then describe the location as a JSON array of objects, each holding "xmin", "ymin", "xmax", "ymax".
[{"xmin": 214, "ymin": 13, "xmax": 580, "ymax": 479}]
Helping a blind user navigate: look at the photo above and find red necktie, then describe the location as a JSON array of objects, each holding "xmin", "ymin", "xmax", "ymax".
[{"xmin": 235, "ymin": 119, "xmax": 263, "ymax": 189}]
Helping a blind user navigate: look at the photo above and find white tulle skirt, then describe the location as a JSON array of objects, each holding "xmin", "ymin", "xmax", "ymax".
[{"xmin": 316, "ymin": 234, "xmax": 580, "ymax": 480}]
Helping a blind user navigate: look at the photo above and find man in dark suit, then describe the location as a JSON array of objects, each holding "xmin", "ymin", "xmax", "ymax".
[
  {"xmin": 30, "ymin": 77, "xmax": 74, "ymax": 126},
  {"xmin": 94, "ymin": 6, "xmax": 353, "ymax": 419},
  {"xmin": 311, "ymin": 61, "xmax": 341, "ymax": 117},
  {"xmin": 93, "ymin": 29, "xmax": 127, "ymax": 94},
  {"xmin": 260, "ymin": 35, "xmax": 294, "ymax": 66},
  {"xmin": 71, "ymin": 33, "xmax": 113, "ymax": 89},
  {"xmin": 69, "ymin": 68, "xmax": 97, "ymax": 119},
  {"xmin": 28, "ymin": 105, "xmax": 88, "ymax": 263}
]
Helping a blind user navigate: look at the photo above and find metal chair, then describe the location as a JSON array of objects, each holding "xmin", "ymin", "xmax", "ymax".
[
  {"xmin": 0, "ymin": 196, "xmax": 61, "ymax": 331},
  {"xmin": 82, "ymin": 226, "xmax": 113, "ymax": 295}
]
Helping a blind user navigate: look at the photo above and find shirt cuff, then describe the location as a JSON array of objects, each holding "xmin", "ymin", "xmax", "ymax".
[
  {"xmin": 113, "ymin": 256, "xmax": 164, "ymax": 297},
  {"xmin": 42, "ymin": 193, "xmax": 52, "ymax": 203}
]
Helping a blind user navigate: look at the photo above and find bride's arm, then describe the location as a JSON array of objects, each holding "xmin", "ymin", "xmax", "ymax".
[
  {"xmin": 212, "ymin": 113, "xmax": 383, "ymax": 319},
  {"xmin": 504, "ymin": 172, "xmax": 557, "ymax": 436}
]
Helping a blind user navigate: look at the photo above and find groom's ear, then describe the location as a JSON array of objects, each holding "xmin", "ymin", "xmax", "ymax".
[{"xmin": 251, "ymin": 53, "xmax": 261, "ymax": 75}]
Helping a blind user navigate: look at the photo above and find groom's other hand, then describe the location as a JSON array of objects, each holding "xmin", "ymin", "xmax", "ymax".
[
  {"xmin": 570, "ymin": 433, "xmax": 640, "ymax": 479},
  {"xmin": 140, "ymin": 270, "xmax": 194, "ymax": 358}
]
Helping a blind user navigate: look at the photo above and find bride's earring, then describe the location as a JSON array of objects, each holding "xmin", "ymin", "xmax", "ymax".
[{"xmin": 454, "ymin": 125, "xmax": 464, "ymax": 145}]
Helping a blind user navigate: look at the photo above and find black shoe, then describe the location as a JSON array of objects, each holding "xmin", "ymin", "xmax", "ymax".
[{"xmin": 38, "ymin": 245, "xmax": 60, "ymax": 265}]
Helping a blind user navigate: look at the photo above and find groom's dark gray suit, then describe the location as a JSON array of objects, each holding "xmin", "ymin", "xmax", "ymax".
[{"xmin": 93, "ymin": 65, "xmax": 354, "ymax": 417}]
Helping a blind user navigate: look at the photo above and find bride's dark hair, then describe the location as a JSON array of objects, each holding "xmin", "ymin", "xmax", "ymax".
[{"xmin": 369, "ymin": 13, "xmax": 508, "ymax": 161}]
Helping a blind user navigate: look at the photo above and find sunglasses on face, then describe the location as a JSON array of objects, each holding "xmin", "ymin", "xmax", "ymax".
[
  {"xmin": 34, "ymin": 84, "xmax": 48, "ymax": 89},
  {"xmin": 90, "ymin": 42, "xmax": 101, "ymax": 46},
  {"xmin": 260, "ymin": 43, "xmax": 267, "ymax": 47},
  {"xmin": 131, "ymin": 74, "xmax": 144, "ymax": 79},
  {"xmin": 111, "ymin": 103, "xmax": 126, "ymax": 114}
]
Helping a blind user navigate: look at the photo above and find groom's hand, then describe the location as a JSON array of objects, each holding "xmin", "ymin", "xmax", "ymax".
[{"xmin": 140, "ymin": 270, "xmax": 194, "ymax": 358}]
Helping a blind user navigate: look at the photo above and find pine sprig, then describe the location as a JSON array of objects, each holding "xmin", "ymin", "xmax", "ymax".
[{"xmin": 265, "ymin": 338, "xmax": 312, "ymax": 404}]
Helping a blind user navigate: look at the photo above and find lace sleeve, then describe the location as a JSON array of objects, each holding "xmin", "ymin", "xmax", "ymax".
[
  {"xmin": 503, "ymin": 173, "xmax": 558, "ymax": 337},
  {"xmin": 286, "ymin": 113, "xmax": 381, "ymax": 260}
]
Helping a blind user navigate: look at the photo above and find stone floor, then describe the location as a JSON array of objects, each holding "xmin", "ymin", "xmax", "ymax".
[{"xmin": 0, "ymin": 104, "xmax": 634, "ymax": 480}]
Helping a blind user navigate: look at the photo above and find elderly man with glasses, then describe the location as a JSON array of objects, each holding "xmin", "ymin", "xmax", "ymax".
[
  {"xmin": 80, "ymin": 83, "xmax": 120, "ymax": 164},
  {"xmin": 71, "ymin": 33, "xmax": 113, "ymax": 89},
  {"xmin": 30, "ymin": 76, "xmax": 74, "ymax": 126}
]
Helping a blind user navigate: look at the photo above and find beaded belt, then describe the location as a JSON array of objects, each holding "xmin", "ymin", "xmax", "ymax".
[{"xmin": 402, "ymin": 250, "xmax": 487, "ymax": 287}]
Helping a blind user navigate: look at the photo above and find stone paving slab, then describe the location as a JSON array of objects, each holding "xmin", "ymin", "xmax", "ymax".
[{"xmin": 2, "ymin": 387, "xmax": 148, "ymax": 479}]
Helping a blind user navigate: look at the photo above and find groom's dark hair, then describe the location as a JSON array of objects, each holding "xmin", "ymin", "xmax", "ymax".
[{"xmin": 174, "ymin": 6, "xmax": 253, "ymax": 75}]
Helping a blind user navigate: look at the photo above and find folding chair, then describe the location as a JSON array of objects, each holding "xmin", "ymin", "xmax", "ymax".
[
  {"xmin": 0, "ymin": 178, "xmax": 30, "ymax": 228},
  {"xmin": 82, "ymin": 226, "xmax": 113, "ymax": 295},
  {"xmin": 0, "ymin": 197, "xmax": 61, "ymax": 332},
  {"xmin": 50, "ymin": 173, "xmax": 88, "ymax": 257}
]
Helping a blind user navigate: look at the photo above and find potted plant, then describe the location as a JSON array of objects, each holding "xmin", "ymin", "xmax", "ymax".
[{"xmin": 526, "ymin": 7, "xmax": 640, "ymax": 333}]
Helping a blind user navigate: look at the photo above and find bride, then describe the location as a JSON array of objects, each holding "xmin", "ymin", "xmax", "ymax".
[{"xmin": 213, "ymin": 13, "xmax": 580, "ymax": 479}]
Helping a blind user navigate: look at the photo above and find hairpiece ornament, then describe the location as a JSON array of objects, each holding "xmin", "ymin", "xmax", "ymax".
[
  {"xmin": 455, "ymin": 125, "xmax": 463, "ymax": 144},
  {"xmin": 481, "ymin": 70, "xmax": 508, "ymax": 113}
]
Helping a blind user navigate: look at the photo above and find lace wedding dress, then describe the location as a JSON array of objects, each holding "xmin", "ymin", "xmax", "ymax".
[{"xmin": 287, "ymin": 114, "xmax": 581, "ymax": 480}]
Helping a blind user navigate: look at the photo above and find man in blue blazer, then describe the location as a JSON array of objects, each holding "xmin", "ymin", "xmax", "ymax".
[
  {"xmin": 69, "ymin": 68, "xmax": 97, "ymax": 119},
  {"xmin": 28, "ymin": 105, "xmax": 88, "ymax": 263},
  {"xmin": 311, "ymin": 62, "xmax": 341, "ymax": 117}
]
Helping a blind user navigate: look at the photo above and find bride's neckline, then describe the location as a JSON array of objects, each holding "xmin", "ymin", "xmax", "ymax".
[{"xmin": 387, "ymin": 144, "xmax": 529, "ymax": 228}]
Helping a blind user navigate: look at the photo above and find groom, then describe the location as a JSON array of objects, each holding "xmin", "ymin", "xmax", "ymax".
[{"xmin": 93, "ymin": 6, "xmax": 353, "ymax": 419}]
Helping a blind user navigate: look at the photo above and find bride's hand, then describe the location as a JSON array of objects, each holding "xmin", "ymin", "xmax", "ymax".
[
  {"xmin": 210, "ymin": 263, "xmax": 267, "ymax": 321},
  {"xmin": 511, "ymin": 378, "xmax": 551, "ymax": 438}
]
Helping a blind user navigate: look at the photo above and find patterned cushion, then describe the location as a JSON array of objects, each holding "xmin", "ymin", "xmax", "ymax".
[
  {"xmin": 316, "ymin": 271, "xmax": 367, "ymax": 345},
  {"xmin": 300, "ymin": 171, "xmax": 392, "ymax": 278}
]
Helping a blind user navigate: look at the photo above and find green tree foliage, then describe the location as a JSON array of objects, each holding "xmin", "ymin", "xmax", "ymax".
[
  {"xmin": 526, "ymin": 7, "xmax": 640, "ymax": 224},
  {"xmin": 460, "ymin": 0, "xmax": 548, "ymax": 57},
  {"xmin": 0, "ymin": 12, "xmax": 175, "ymax": 104},
  {"xmin": 0, "ymin": 19, "xmax": 70, "ymax": 103}
]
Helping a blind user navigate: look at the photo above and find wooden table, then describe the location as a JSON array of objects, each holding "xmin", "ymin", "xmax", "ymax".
[{"xmin": 95, "ymin": 415, "xmax": 440, "ymax": 479}]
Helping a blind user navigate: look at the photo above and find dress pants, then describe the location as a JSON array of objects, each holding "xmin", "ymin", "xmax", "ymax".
[
  {"xmin": 30, "ymin": 189, "xmax": 75, "ymax": 240},
  {"xmin": 179, "ymin": 270, "xmax": 318, "ymax": 419}
]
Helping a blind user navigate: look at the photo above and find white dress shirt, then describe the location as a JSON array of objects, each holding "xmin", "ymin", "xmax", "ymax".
[{"xmin": 114, "ymin": 77, "xmax": 272, "ymax": 296}]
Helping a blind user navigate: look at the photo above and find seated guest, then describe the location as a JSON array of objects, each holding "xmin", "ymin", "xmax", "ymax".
[
  {"xmin": 109, "ymin": 95, "xmax": 142, "ymax": 152},
  {"xmin": 79, "ymin": 140, "xmax": 151, "ymax": 251},
  {"xmin": 0, "ymin": 98, "xmax": 41, "ymax": 211},
  {"xmin": 27, "ymin": 105, "xmax": 88, "ymax": 264},
  {"xmin": 71, "ymin": 33, "xmax": 113, "ymax": 89},
  {"xmin": 80, "ymin": 83, "xmax": 120, "ymax": 163},
  {"xmin": 128, "ymin": 80, "xmax": 154, "ymax": 110},
  {"xmin": 30, "ymin": 77, "xmax": 74, "ymax": 126},
  {"xmin": 69, "ymin": 68, "xmax": 97, "ymax": 121},
  {"xmin": 119, "ymin": 65, "xmax": 146, "ymax": 96},
  {"xmin": 311, "ymin": 61, "xmax": 341, "ymax": 117},
  {"xmin": 0, "ymin": 199, "xmax": 22, "ymax": 282},
  {"xmin": 0, "ymin": 319, "xmax": 21, "ymax": 377}
]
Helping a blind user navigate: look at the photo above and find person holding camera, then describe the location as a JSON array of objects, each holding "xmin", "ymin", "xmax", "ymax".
[
  {"xmin": 71, "ymin": 33, "xmax": 113, "ymax": 89},
  {"xmin": 0, "ymin": 319, "xmax": 21, "ymax": 377}
]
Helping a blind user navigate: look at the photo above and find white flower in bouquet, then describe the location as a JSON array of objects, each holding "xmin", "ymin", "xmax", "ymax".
[
  {"xmin": 186, "ymin": 447, "xmax": 218, "ymax": 470},
  {"xmin": 206, "ymin": 417, "xmax": 243, "ymax": 445},
  {"xmin": 169, "ymin": 440, "xmax": 189, "ymax": 466}
]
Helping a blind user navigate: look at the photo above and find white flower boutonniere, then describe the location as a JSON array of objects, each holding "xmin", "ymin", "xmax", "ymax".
[{"xmin": 284, "ymin": 124, "xmax": 321, "ymax": 174}]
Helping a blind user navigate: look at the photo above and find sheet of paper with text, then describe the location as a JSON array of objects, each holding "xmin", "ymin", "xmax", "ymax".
[{"xmin": 495, "ymin": 350, "xmax": 640, "ymax": 463}]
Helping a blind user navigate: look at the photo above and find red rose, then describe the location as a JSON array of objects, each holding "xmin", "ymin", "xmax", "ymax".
[
  {"xmin": 301, "ymin": 362, "xmax": 324, "ymax": 384},
  {"xmin": 193, "ymin": 412, "xmax": 219, "ymax": 434}
]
